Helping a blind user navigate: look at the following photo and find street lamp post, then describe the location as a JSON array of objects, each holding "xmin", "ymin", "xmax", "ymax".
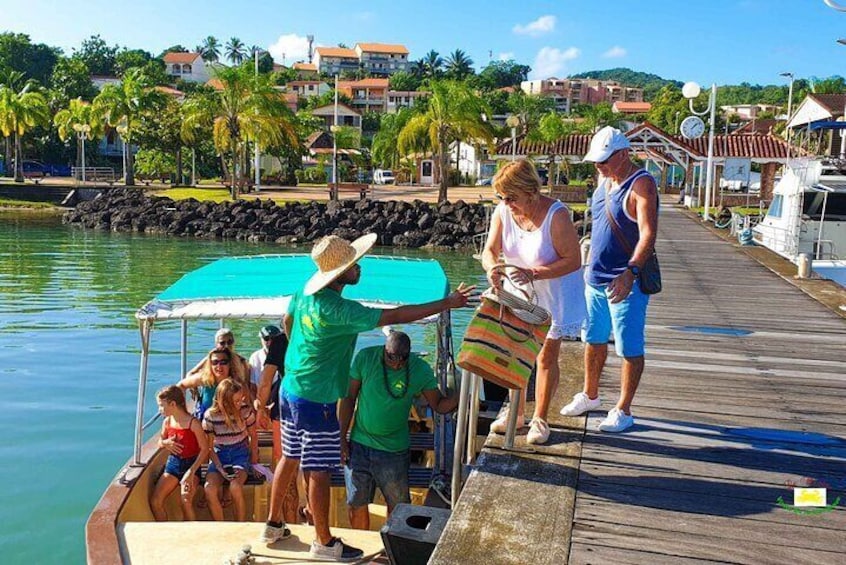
[
  {"xmin": 331, "ymin": 74, "xmax": 339, "ymax": 201},
  {"xmin": 116, "ymin": 120, "xmax": 128, "ymax": 184},
  {"xmin": 73, "ymin": 123, "xmax": 91, "ymax": 184},
  {"xmin": 506, "ymin": 114, "xmax": 520, "ymax": 162},
  {"xmin": 683, "ymin": 81, "xmax": 717, "ymax": 222},
  {"xmin": 254, "ymin": 49, "xmax": 261, "ymax": 192},
  {"xmin": 780, "ymin": 72, "xmax": 795, "ymax": 159}
]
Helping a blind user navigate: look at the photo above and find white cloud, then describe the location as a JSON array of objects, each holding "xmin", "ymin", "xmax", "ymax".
[
  {"xmin": 513, "ymin": 15, "xmax": 556, "ymax": 37},
  {"xmin": 603, "ymin": 46, "xmax": 627, "ymax": 58},
  {"xmin": 268, "ymin": 33, "xmax": 311, "ymax": 65},
  {"xmin": 499, "ymin": 52, "xmax": 515, "ymax": 61},
  {"xmin": 531, "ymin": 46, "xmax": 580, "ymax": 78}
]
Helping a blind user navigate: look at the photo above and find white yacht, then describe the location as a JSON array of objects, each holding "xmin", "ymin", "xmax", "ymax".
[{"xmin": 753, "ymin": 157, "xmax": 846, "ymax": 286}]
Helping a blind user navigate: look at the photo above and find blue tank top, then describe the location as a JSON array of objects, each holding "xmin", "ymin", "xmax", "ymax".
[{"xmin": 588, "ymin": 169, "xmax": 654, "ymax": 286}]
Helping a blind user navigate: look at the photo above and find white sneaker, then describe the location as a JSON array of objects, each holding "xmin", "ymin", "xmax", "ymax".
[
  {"xmin": 310, "ymin": 537, "xmax": 364, "ymax": 562},
  {"xmin": 598, "ymin": 408, "xmax": 634, "ymax": 432},
  {"xmin": 490, "ymin": 406, "xmax": 527, "ymax": 434},
  {"xmin": 559, "ymin": 392, "xmax": 601, "ymax": 416},
  {"xmin": 261, "ymin": 522, "xmax": 291, "ymax": 544},
  {"xmin": 526, "ymin": 418, "xmax": 550, "ymax": 445}
]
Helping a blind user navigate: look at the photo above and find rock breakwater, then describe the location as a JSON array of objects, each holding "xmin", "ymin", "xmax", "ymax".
[{"xmin": 63, "ymin": 189, "xmax": 502, "ymax": 248}]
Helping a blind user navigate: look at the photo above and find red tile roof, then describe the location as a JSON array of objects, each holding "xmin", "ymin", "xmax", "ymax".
[
  {"xmin": 315, "ymin": 47, "xmax": 358, "ymax": 59},
  {"xmin": 163, "ymin": 52, "xmax": 201, "ymax": 64},
  {"xmin": 809, "ymin": 93, "xmax": 846, "ymax": 115},
  {"xmin": 495, "ymin": 123, "xmax": 792, "ymax": 162},
  {"xmin": 681, "ymin": 133, "xmax": 793, "ymax": 159},
  {"xmin": 337, "ymin": 78, "xmax": 389, "ymax": 89},
  {"xmin": 732, "ymin": 119, "xmax": 778, "ymax": 135},
  {"xmin": 355, "ymin": 43, "xmax": 409, "ymax": 55},
  {"xmin": 293, "ymin": 62, "xmax": 317, "ymax": 71},
  {"xmin": 612, "ymin": 101, "xmax": 652, "ymax": 114},
  {"xmin": 155, "ymin": 85, "xmax": 184, "ymax": 97}
]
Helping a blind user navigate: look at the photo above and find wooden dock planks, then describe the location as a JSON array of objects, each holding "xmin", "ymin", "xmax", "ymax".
[{"xmin": 433, "ymin": 201, "xmax": 846, "ymax": 565}]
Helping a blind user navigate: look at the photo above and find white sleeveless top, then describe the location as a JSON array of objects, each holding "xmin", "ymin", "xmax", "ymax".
[{"xmin": 498, "ymin": 201, "xmax": 586, "ymax": 339}]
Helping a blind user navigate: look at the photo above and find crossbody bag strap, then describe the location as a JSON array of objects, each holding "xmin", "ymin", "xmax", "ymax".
[{"xmin": 603, "ymin": 178, "xmax": 637, "ymax": 257}]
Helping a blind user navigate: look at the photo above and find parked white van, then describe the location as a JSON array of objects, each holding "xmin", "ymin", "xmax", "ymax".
[{"xmin": 373, "ymin": 169, "xmax": 395, "ymax": 185}]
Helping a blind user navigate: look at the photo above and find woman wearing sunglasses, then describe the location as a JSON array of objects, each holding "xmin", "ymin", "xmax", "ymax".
[
  {"xmin": 178, "ymin": 347, "xmax": 234, "ymax": 420},
  {"xmin": 481, "ymin": 159, "xmax": 586, "ymax": 445},
  {"xmin": 185, "ymin": 328, "xmax": 250, "ymax": 387}
]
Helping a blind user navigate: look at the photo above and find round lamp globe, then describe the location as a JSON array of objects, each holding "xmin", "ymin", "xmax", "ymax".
[{"xmin": 682, "ymin": 82, "xmax": 701, "ymax": 100}]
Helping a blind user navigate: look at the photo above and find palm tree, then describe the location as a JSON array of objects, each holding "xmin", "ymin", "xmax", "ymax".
[
  {"xmin": 0, "ymin": 76, "xmax": 50, "ymax": 182},
  {"xmin": 422, "ymin": 50, "xmax": 444, "ymax": 79},
  {"xmin": 54, "ymin": 97, "xmax": 104, "ymax": 179},
  {"xmin": 410, "ymin": 60, "xmax": 427, "ymax": 79},
  {"xmin": 93, "ymin": 68, "xmax": 165, "ymax": 185},
  {"xmin": 529, "ymin": 112, "xmax": 579, "ymax": 188},
  {"xmin": 398, "ymin": 80, "xmax": 494, "ymax": 203},
  {"xmin": 182, "ymin": 66, "xmax": 298, "ymax": 198},
  {"xmin": 445, "ymin": 49, "xmax": 474, "ymax": 80},
  {"xmin": 199, "ymin": 36, "xmax": 221, "ymax": 63},
  {"xmin": 225, "ymin": 37, "xmax": 246, "ymax": 65},
  {"xmin": 372, "ymin": 108, "xmax": 415, "ymax": 169}
]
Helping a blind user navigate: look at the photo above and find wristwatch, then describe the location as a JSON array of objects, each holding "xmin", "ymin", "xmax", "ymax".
[{"xmin": 627, "ymin": 264, "xmax": 641, "ymax": 277}]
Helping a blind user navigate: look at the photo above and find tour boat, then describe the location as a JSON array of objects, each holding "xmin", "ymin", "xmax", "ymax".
[
  {"xmin": 85, "ymin": 254, "xmax": 466, "ymax": 564},
  {"xmin": 753, "ymin": 156, "xmax": 846, "ymax": 286}
]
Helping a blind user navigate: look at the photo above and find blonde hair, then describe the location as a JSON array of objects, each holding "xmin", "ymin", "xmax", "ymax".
[
  {"xmin": 209, "ymin": 378, "xmax": 244, "ymax": 429},
  {"xmin": 200, "ymin": 347, "xmax": 232, "ymax": 388},
  {"xmin": 493, "ymin": 160, "xmax": 542, "ymax": 201}
]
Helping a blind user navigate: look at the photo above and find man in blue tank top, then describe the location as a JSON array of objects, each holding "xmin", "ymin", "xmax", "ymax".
[{"xmin": 559, "ymin": 127, "xmax": 659, "ymax": 432}]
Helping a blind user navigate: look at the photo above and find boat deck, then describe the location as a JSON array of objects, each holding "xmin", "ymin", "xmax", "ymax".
[
  {"xmin": 120, "ymin": 522, "xmax": 385, "ymax": 564},
  {"xmin": 432, "ymin": 201, "xmax": 846, "ymax": 564}
]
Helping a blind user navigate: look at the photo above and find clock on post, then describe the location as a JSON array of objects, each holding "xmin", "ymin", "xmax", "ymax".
[{"xmin": 680, "ymin": 116, "xmax": 706, "ymax": 140}]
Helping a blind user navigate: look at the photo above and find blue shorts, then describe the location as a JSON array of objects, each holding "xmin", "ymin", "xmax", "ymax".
[
  {"xmin": 344, "ymin": 441, "xmax": 410, "ymax": 509},
  {"xmin": 584, "ymin": 281, "xmax": 650, "ymax": 357},
  {"xmin": 164, "ymin": 454, "xmax": 198, "ymax": 478},
  {"xmin": 207, "ymin": 440, "xmax": 250, "ymax": 475},
  {"xmin": 280, "ymin": 388, "xmax": 341, "ymax": 472}
]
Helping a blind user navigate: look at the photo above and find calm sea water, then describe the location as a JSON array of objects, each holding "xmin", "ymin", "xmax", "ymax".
[{"xmin": 0, "ymin": 211, "xmax": 483, "ymax": 564}]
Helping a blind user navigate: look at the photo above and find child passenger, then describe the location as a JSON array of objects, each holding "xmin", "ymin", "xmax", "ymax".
[
  {"xmin": 150, "ymin": 385, "xmax": 208, "ymax": 521},
  {"xmin": 202, "ymin": 378, "xmax": 258, "ymax": 521}
]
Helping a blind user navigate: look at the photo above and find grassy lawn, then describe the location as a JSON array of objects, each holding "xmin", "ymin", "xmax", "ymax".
[
  {"xmin": 690, "ymin": 205, "xmax": 765, "ymax": 216},
  {"xmin": 149, "ymin": 187, "xmax": 233, "ymax": 203},
  {"xmin": 0, "ymin": 198, "xmax": 57, "ymax": 209}
]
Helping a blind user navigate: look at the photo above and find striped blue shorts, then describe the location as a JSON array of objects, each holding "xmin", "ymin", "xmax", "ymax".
[{"xmin": 280, "ymin": 388, "xmax": 341, "ymax": 472}]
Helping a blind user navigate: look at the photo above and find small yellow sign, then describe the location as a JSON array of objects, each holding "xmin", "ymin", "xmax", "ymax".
[{"xmin": 794, "ymin": 488, "xmax": 827, "ymax": 507}]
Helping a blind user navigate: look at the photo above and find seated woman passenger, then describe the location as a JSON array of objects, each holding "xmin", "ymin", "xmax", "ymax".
[
  {"xmin": 186, "ymin": 328, "xmax": 250, "ymax": 386},
  {"xmin": 178, "ymin": 347, "xmax": 232, "ymax": 420}
]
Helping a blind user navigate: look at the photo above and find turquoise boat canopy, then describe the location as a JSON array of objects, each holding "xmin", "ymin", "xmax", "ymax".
[{"xmin": 136, "ymin": 254, "xmax": 450, "ymax": 321}]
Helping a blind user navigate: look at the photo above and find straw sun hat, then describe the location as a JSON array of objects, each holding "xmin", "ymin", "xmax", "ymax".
[{"xmin": 304, "ymin": 233, "xmax": 377, "ymax": 296}]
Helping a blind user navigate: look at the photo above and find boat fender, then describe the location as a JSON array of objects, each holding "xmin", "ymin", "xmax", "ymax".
[{"xmin": 738, "ymin": 228, "xmax": 754, "ymax": 246}]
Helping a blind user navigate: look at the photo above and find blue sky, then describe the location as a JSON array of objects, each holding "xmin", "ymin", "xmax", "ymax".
[{"xmin": 3, "ymin": 0, "xmax": 846, "ymax": 85}]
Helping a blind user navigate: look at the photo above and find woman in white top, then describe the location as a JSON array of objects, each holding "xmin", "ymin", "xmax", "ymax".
[{"xmin": 481, "ymin": 160, "xmax": 586, "ymax": 445}]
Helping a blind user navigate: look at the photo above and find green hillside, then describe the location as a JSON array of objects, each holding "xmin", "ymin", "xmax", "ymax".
[{"xmin": 568, "ymin": 67, "xmax": 682, "ymax": 100}]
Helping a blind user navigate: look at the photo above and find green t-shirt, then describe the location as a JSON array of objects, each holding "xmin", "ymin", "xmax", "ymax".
[
  {"xmin": 349, "ymin": 346, "xmax": 439, "ymax": 453},
  {"xmin": 283, "ymin": 288, "xmax": 382, "ymax": 404}
]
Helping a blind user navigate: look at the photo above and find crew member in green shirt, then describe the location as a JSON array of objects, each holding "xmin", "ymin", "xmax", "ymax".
[
  {"xmin": 339, "ymin": 331, "xmax": 458, "ymax": 530},
  {"xmin": 258, "ymin": 233, "xmax": 473, "ymax": 563}
]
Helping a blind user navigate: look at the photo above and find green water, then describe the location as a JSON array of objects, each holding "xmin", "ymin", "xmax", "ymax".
[{"xmin": 0, "ymin": 212, "xmax": 483, "ymax": 564}]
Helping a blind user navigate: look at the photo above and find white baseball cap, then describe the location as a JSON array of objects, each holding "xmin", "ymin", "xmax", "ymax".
[{"xmin": 583, "ymin": 126, "xmax": 630, "ymax": 163}]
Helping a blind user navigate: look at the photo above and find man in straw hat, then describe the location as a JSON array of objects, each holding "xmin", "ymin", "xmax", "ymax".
[
  {"xmin": 259, "ymin": 233, "xmax": 473, "ymax": 562},
  {"xmin": 559, "ymin": 126, "xmax": 658, "ymax": 433}
]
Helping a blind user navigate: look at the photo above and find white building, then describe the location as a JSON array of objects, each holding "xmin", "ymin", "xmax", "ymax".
[
  {"xmin": 354, "ymin": 43, "xmax": 409, "ymax": 77},
  {"xmin": 163, "ymin": 52, "xmax": 210, "ymax": 83},
  {"xmin": 387, "ymin": 90, "xmax": 429, "ymax": 113}
]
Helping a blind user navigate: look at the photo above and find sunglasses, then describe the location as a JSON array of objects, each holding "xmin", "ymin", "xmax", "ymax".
[
  {"xmin": 385, "ymin": 351, "xmax": 408, "ymax": 363},
  {"xmin": 495, "ymin": 193, "xmax": 517, "ymax": 204},
  {"xmin": 211, "ymin": 359, "xmax": 230, "ymax": 366},
  {"xmin": 596, "ymin": 150, "xmax": 618, "ymax": 165},
  {"xmin": 217, "ymin": 338, "xmax": 234, "ymax": 346}
]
